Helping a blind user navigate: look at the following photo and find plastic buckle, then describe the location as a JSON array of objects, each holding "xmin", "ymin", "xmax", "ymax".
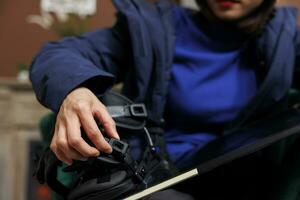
[
  {"xmin": 130, "ymin": 104, "xmax": 147, "ymax": 118},
  {"xmin": 108, "ymin": 138, "xmax": 129, "ymax": 159}
]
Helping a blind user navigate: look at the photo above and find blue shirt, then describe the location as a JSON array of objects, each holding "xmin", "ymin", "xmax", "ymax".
[{"xmin": 164, "ymin": 8, "xmax": 258, "ymax": 169}]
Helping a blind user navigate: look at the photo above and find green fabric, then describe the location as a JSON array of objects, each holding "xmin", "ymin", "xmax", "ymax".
[{"xmin": 39, "ymin": 112, "xmax": 56, "ymax": 149}]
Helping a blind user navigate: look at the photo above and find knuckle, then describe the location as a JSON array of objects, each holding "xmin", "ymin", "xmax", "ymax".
[
  {"xmin": 74, "ymin": 101, "xmax": 88, "ymax": 112},
  {"xmin": 58, "ymin": 104, "xmax": 69, "ymax": 116},
  {"xmin": 57, "ymin": 139, "xmax": 67, "ymax": 149},
  {"xmin": 50, "ymin": 143, "xmax": 57, "ymax": 152},
  {"xmin": 103, "ymin": 121, "xmax": 115, "ymax": 129},
  {"xmin": 56, "ymin": 111, "xmax": 69, "ymax": 124},
  {"xmin": 59, "ymin": 114, "xmax": 68, "ymax": 123},
  {"xmin": 93, "ymin": 109, "xmax": 102, "ymax": 118},
  {"xmin": 94, "ymin": 106, "xmax": 107, "ymax": 117},
  {"xmin": 88, "ymin": 131, "xmax": 98, "ymax": 139},
  {"xmin": 69, "ymin": 137, "xmax": 81, "ymax": 147}
]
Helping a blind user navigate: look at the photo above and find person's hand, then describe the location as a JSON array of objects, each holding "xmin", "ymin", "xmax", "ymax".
[{"xmin": 50, "ymin": 87, "xmax": 120, "ymax": 165}]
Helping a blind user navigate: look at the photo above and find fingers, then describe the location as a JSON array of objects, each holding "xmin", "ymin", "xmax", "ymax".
[
  {"xmin": 77, "ymin": 104, "xmax": 113, "ymax": 153},
  {"xmin": 65, "ymin": 116, "xmax": 100, "ymax": 157},
  {"xmin": 93, "ymin": 102, "xmax": 120, "ymax": 140},
  {"xmin": 51, "ymin": 114, "xmax": 100, "ymax": 165},
  {"xmin": 50, "ymin": 124, "xmax": 73, "ymax": 165},
  {"xmin": 50, "ymin": 87, "xmax": 121, "ymax": 165}
]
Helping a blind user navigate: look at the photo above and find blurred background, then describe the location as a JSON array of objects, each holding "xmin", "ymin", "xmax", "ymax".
[{"xmin": 0, "ymin": 0, "xmax": 299, "ymax": 200}]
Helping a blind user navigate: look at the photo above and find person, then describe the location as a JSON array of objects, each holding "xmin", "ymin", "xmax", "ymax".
[{"xmin": 30, "ymin": 0, "xmax": 300, "ymax": 199}]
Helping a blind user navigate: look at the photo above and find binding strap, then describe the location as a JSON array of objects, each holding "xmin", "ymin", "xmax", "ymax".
[{"xmin": 107, "ymin": 104, "xmax": 147, "ymax": 118}]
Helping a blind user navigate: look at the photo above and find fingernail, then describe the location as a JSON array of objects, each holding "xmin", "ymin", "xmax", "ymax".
[
  {"xmin": 79, "ymin": 157, "xmax": 88, "ymax": 161},
  {"xmin": 94, "ymin": 150, "xmax": 100, "ymax": 157},
  {"xmin": 66, "ymin": 161, "xmax": 72, "ymax": 166},
  {"xmin": 113, "ymin": 130, "xmax": 120, "ymax": 139},
  {"xmin": 105, "ymin": 146, "xmax": 113, "ymax": 154}
]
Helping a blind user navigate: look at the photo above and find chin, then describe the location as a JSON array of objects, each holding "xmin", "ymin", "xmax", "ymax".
[{"xmin": 212, "ymin": 10, "xmax": 245, "ymax": 21}]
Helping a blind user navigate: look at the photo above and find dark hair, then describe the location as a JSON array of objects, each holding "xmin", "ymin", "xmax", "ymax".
[{"xmin": 195, "ymin": 0, "xmax": 276, "ymax": 36}]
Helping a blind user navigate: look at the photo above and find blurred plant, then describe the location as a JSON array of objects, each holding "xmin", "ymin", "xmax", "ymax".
[
  {"xmin": 16, "ymin": 63, "xmax": 29, "ymax": 82},
  {"xmin": 16, "ymin": 63, "xmax": 28, "ymax": 72},
  {"xmin": 27, "ymin": 0, "xmax": 96, "ymax": 37}
]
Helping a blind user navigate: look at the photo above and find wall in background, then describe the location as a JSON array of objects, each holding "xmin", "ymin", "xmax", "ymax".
[{"xmin": 0, "ymin": 0, "xmax": 116, "ymax": 77}]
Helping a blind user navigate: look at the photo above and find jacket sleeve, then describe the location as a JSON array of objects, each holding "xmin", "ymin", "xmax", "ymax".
[{"xmin": 30, "ymin": 13, "xmax": 132, "ymax": 112}]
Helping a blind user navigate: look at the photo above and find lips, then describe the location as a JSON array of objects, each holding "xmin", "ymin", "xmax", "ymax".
[
  {"xmin": 216, "ymin": 0, "xmax": 240, "ymax": 8},
  {"xmin": 217, "ymin": 0, "xmax": 240, "ymax": 2}
]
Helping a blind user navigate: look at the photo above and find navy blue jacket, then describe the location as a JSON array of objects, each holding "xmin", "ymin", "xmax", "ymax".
[{"xmin": 30, "ymin": 0, "xmax": 300, "ymax": 127}]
